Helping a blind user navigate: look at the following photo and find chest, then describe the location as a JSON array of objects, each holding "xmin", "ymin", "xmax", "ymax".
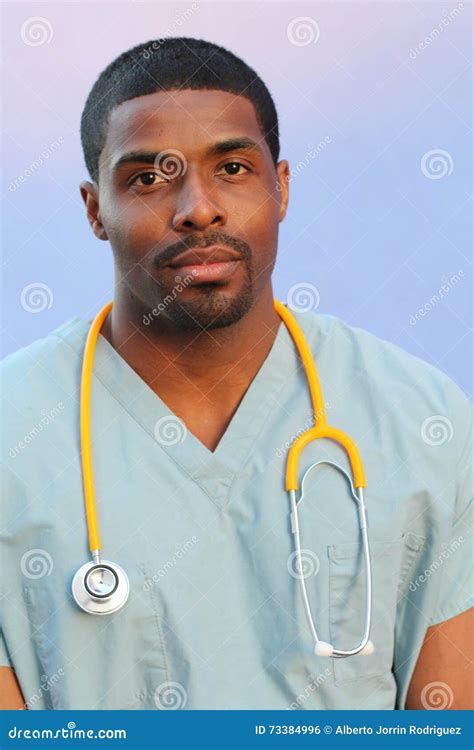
[{"xmin": 9, "ymin": 392, "xmax": 430, "ymax": 709}]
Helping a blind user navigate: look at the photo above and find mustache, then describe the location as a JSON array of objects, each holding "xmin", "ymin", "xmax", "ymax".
[{"xmin": 153, "ymin": 231, "xmax": 252, "ymax": 267}]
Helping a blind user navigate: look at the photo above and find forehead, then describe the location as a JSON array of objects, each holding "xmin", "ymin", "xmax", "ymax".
[{"xmin": 101, "ymin": 89, "xmax": 268, "ymax": 168}]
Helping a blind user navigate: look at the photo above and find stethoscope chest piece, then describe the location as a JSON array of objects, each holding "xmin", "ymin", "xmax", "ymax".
[{"xmin": 72, "ymin": 560, "xmax": 129, "ymax": 615}]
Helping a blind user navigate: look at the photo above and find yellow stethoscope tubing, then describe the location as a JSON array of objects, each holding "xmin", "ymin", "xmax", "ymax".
[
  {"xmin": 80, "ymin": 298, "xmax": 366, "ymax": 553},
  {"xmin": 80, "ymin": 300, "xmax": 113, "ymax": 553},
  {"xmin": 273, "ymin": 300, "xmax": 366, "ymax": 491}
]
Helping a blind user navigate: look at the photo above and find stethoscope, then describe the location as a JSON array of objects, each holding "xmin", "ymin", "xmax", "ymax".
[{"xmin": 72, "ymin": 299, "xmax": 373, "ymax": 659}]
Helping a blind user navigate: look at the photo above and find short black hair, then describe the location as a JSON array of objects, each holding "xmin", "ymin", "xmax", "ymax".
[{"xmin": 80, "ymin": 36, "xmax": 280, "ymax": 184}]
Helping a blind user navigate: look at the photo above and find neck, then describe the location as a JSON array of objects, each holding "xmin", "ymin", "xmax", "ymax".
[{"xmin": 100, "ymin": 284, "xmax": 281, "ymax": 407}]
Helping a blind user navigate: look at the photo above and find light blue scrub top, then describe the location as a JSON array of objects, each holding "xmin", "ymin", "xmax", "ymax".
[{"xmin": 1, "ymin": 307, "xmax": 472, "ymax": 710}]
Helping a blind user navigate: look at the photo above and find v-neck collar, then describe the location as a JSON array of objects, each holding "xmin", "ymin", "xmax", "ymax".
[{"xmin": 55, "ymin": 307, "xmax": 306, "ymax": 507}]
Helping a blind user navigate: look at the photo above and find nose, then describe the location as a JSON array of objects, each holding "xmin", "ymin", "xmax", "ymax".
[{"xmin": 172, "ymin": 170, "xmax": 227, "ymax": 233}]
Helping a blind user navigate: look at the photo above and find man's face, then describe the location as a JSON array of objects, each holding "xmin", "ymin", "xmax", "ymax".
[{"xmin": 80, "ymin": 89, "xmax": 289, "ymax": 329}]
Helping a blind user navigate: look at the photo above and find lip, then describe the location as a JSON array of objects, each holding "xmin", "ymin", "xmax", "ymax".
[
  {"xmin": 167, "ymin": 245, "xmax": 242, "ymax": 267},
  {"xmin": 172, "ymin": 259, "xmax": 241, "ymax": 283},
  {"xmin": 166, "ymin": 245, "xmax": 242, "ymax": 284}
]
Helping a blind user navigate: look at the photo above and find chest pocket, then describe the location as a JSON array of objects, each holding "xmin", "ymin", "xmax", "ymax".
[
  {"xmin": 22, "ymin": 561, "xmax": 169, "ymax": 709},
  {"xmin": 327, "ymin": 533, "xmax": 425, "ymax": 686}
]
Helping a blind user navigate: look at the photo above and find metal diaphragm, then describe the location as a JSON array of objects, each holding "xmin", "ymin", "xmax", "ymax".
[{"xmin": 72, "ymin": 560, "xmax": 129, "ymax": 615}]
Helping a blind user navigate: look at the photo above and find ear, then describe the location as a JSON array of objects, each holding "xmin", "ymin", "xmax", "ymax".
[
  {"xmin": 79, "ymin": 181, "xmax": 108, "ymax": 241},
  {"xmin": 275, "ymin": 160, "xmax": 290, "ymax": 222}
]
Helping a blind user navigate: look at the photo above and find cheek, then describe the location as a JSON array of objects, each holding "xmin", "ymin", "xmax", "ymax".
[
  {"xmin": 103, "ymin": 199, "xmax": 167, "ymax": 269},
  {"xmin": 254, "ymin": 242, "xmax": 278, "ymax": 284},
  {"xmin": 246, "ymin": 196, "xmax": 280, "ymax": 271}
]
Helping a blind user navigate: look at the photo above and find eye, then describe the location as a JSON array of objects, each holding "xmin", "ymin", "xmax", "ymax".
[
  {"xmin": 129, "ymin": 171, "xmax": 167, "ymax": 187},
  {"xmin": 217, "ymin": 161, "xmax": 250, "ymax": 177}
]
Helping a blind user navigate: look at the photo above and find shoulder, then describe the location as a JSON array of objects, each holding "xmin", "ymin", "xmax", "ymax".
[
  {"xmin": 293, "ymin": 308, "xmax": 472, "ymax": 462},
  {"xmin": 293, "ymin": 307, "xmax": 470, "ymax": 404},
  {"xmin": 1, "ymin": 317, "xmax": 89, "ymax": 460},
  {"xmin": 1, "ymin": 316, "xmax": 87, "ymax": 386}
]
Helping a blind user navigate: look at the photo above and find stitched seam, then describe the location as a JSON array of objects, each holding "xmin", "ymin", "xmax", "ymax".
[{"xmin": 141, "ymin": 563, "xmax": 171, "ymax": 690}]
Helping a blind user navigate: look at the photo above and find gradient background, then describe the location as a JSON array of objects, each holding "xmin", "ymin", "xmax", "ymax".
[{"xmin": 2, "ymin": 1, "xmax": 472, "ymax": 396}]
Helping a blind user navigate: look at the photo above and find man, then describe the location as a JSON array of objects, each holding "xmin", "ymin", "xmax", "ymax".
[{"xmin": 1, "ymin": 37, "xmax": 472, "ymax": 710}]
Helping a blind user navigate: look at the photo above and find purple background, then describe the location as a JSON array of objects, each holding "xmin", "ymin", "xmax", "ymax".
[{"xmin": 2, "ymin": 1, "xmax": 472, "ymax": 396}]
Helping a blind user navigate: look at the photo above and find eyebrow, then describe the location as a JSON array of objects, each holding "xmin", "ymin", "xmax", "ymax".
[{"xmin": 111, "ymin": 137, "xmax": 263, "ymax": 173}]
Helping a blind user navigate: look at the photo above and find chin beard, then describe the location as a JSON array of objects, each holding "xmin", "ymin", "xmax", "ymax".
[{"xmin": 166, "ymin": 279, "xmax": 254, "ymax": 331}]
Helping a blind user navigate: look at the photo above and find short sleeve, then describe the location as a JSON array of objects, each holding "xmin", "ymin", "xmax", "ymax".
[
  {"xmin": 0, "ymin": 627, "xmax": 13, "ymax": 668},
  {"xmin": 428, "ymin": 407, "xmax": 473, "ymax": 626}
]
